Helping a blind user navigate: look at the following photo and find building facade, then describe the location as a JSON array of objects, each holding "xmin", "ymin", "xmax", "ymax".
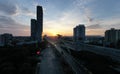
[
  {"xmin": 105, "ymin": 28, "xmax": 120, "ymax": 44},
  {"xmin": 73, "ymin": 24, "xmax": 85, "ymax": 43}
]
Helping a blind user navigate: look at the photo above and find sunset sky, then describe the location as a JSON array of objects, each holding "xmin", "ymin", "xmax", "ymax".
[{"xmin": 0, "ymin": 0, "xmax": 120, "ymax": 36}]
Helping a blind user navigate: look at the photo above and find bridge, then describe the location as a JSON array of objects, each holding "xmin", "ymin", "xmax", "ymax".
[{"xmin": 59, "ymin": 39, "xmax": 120, "ymax": 63}]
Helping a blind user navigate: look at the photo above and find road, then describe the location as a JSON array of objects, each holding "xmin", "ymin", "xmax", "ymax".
[
  {"xmin": 36, "ymin": 37, "xmax": 120, "ymax": 74},
  {"xmin": 46, "ymin": 38, "xmax": 90, "ymax": 74},
  {"xmin": 37, "ymin": 45, "xmax": 64, "ymax": 74}
]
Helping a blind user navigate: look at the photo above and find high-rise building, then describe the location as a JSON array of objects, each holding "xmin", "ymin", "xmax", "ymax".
[
  {"xmin": 31, "ymin": 19, "xmax": 37, "ymax": 40},
  {"xmin": 31, "ymin": 6, "xmax": 43, "ymax": 42},
  {"xmin": 105, "ymin": 28, "xmax": 120, "ymax": 43},
  {"xmin": 37, "ymin": 6, "xmax": 43, "ymax": 42},
  {"xmin": 73, "ymin": 24, "xmax": 85, "ymax": 43}
]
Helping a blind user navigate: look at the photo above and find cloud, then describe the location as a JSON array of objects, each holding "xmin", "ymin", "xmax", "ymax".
[
  {"xmin": 73, "ymin": 0, "xmax": 120, "ymax": 36},
  {"xmin": 87, "ymin": 16, "xmax": 120, "ymax": 30},
  {"xmin": 74, "ymin": 0, "xmax": 93, "ymax": 8},
  {"xmin": 20, "ymin": 7, "xmax": 36, "ymax": 17},
  {"xmin": 73, "ymin": 0, "xmax": 98, "ymax": 26},
  {"xmin": 100, "ymin": 17, "xmax": 120, "ymax": 29},
  {"xmin": 0, "ymin": 0, "xmax": 35, "ymax": 17},
  {"xmin": 43, "ymin": 0, "xmax": 95, "ymax": 36},
  {"xmin": 44, "ymin": 10, "xmax": 80, "ymax": 27},
  {"xmin": 87, "ymin": 24, "xmax": 102, "ymax": 29},
  {"xmin": 86, "ymin": 16, "xmax": 120, "ymax": 36},
  {"xmin": 0, "ymin": 0, "xmax": 18, "ymax": 15},
  {"xmin": 86, "ymin": 29, "xmax": 105, "ymax": 36},
  {"xmin": 43, "ymin": 9, "xmax": 83, "ymax": 36},
  {"xmin": 0, "ymin": 15, "xmax": 30, "ymax": 36}
]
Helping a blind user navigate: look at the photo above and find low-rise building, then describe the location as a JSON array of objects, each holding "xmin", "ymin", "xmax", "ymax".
[{"xmin": 0, "ymin": 33, "xmax": 13, "ymax": 46}]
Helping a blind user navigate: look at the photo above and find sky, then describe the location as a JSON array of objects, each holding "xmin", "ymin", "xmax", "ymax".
[{"xmin": 0, "ymin": 0, "xmax": 120, "ymax": 36}]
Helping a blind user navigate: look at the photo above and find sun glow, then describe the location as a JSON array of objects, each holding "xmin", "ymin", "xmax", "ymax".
[
  {"xmin": 51, "ymin": 32, "xmax": 58, "ymax": 36},
  {"xmin": 43, "ymin": 29, "xmax": 60, "ymax": 36}
]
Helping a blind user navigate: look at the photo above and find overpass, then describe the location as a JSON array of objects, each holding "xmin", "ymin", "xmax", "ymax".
[
  {"xmin": 59, "ymin": 39, "xmax": 120, "ymax": 63},
  {"xmin": 75, "ymin": 43, "xmax": 120, "ymax": 62},
  {"xmin": 44, "ymin": 37, "xmax": 120, "ymax": 73}
]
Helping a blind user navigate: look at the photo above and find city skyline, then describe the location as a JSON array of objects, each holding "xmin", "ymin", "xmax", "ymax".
[{"xmin": 0, "ymin": 0, "xmax": 120, "ymax": 36}]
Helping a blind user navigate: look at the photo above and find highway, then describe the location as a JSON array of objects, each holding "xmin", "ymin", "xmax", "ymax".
[
  {"xmin": 36, "ymin": 37, "xmax": 120, "ymax": 74},
  {"xmin": 59, "ymin": 38, "xmax": 120, "ymax": 74},
  {"xmin": 46, "ymin": 38, "xmax": 91, "ymax": 74}
]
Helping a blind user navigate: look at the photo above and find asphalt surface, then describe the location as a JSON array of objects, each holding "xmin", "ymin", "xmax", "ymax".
[
  {"xmin": 37, "ymin": 46, "xmax": 64, "ymax": 74},
  {"xmin": 47, "ymin": 39, "xmax": 89, "ymax": 74}
]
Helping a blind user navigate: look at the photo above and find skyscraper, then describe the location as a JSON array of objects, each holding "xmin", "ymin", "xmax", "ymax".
[
  {"xmin": 31, "ymin": 19, "xmax": 37, "ymax": 40},
  {"xmin": 37, "ymin": 6, "xmax": 43, "ymax": 42},
  {"xmin": 73, "ymin": 24, "xmax": 85, "ymax": 43},
  {"xmin": 31, "ymin": 6, "xmax": 43, "ymax": 42}
]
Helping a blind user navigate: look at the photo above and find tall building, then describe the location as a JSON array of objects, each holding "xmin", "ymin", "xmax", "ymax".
[
  {"xmin": 31, "ymin": 6, "xmax": 43, "ymax": 42},
  {"xmin": 31, "ymin": 19, "xmax": 37, "ymax": 40},
  {"xmin": 73, "ymin": 24, "xmax": 85, "ymax": 43},
  {"xmin": 37, "ymin": 6, "xmax": 43, "ymax": 42},
  {"xmin": 105, "ymin": 28, "xmax": 120, "ymax": 44}
]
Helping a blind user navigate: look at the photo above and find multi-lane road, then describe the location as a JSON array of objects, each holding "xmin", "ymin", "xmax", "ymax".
[
  {"xmin": 58, "ymin": 38, "xmax": 120, "ymax": 74},
  {"xmin": 45, "ymin": 38, "xmax": 92, "ymax": 74},
  {"xmin": 36, "ymin": 37, "xmax": 120, "ymax": 74}
]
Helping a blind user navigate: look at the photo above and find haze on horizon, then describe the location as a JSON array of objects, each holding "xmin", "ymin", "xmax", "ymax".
[{"xmin": 0, "ymin": 0, "xmax": 120, "ymax": 36}]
